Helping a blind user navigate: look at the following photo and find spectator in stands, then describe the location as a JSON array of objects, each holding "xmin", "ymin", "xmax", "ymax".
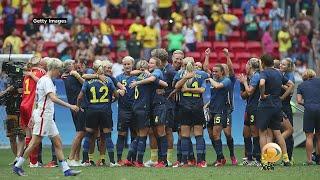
[
  {"xmin": 21, "ymin": 0, "xmax": 33, "ymax": 23},
  {"xmin": 222, "ymin": 0, "xmax": 231, "ymax": 12},
  {"xmin": 196, "ymin": 8, "xmax": 210, "ymax": 40},
  {"xmin": 23, "ymin": 15, "xmax": 40, "ymax": 43},
  {"xmin": 182, "ymin": 18, "xmax": 197, "ymax": 52},
  {"xmin": 95, "ymin": 46, "xmax": 111, "ymax": 61},
  {"xmin": 244, "ymin": 6, "xmax": 259, "ymax": 41},
  {"xmin": 184, "ymin": 0, "xmax": 199, "ymax": 17},
  {"xmin": 75, "ymin": 25, "xmax": 90, "ymax": 44},
  {"xmin": 39, "ymin": 23, "xmax": 56, "ymax": 41},
  {"xmin": 2, "ymin": 0, "xmax": 17, "ymax": 37},
  {"xmin": 128, "ymin": 16, "xmax": 145, "ymax": 41},
  {"xmin": 117, "ymin": 34, "xmax": 127, "ymax": 52},
  {"xmin": 158, "ymin": 0, "xmax": 172, "ymax": 19},
  {"xmin": 3, "ymin": 29, "xmax": 23, "ymax": 54},
  {"xmin": 42, "ymin": 0, "xmax": 53, "ymax": 17},
  {"xmin": 258, "ymin": 0, "xmax": 266, "ymax": 8},
  {"xmin": 294, "ymin": 12, "xmax": 312, "ymax": 38},
  {"xmin": 294, "ymin": 58, "xmax": 307, "ymax": 81},
  {"xmin": 91, "ymin": 0, "xmax": 108, "ymax": 20},
  {"xmin": 75, "ymin": 41, "xmax": 93, "ymax": 66},
  {"xmin": 171, "ymin": 6, "xmax": 184, "ymax": 30},
  {"xmin": 56, "ymin": 0, "xmax": 66, "ymax": 18},
  {"xmin": 54, "ymin": 25, "xmax": 71, "ymax": 54},
  {"xmin": 241, "ymin": 0, "xmax": 258, "ymax": 15},
  {"xmin": 269, "ymin": 1, "xmax": 284, "ymax": 39},
  {"xmin": 286, "ymin": 0, "xmax": 298, "ymax": 18},
  {"xmin": 311, "ymin": 30, "xmax": 320, "ymax": 73},
  {"xmin": 146, "ymin": 8, "xmax": 161, "ymax": 32},
  {"xmin": 127, "ymin": 0, "xmax": 141, "ymax": 18},
  {"xmin": 258, "ymin": 14, "xmax": 271, "ymax": 32},
  {"xmin": 298, "ymin": 30, "xmax": 311, "ymax": 65},
  {"xmin": 203, "ymin": 0, "xmax": 214, "ymax": 17},
  {"xmin": 261, "ymin": 25, "xmax": 274, "ymax": 55},
  {"xmin": 213, "ymin": 6, "xmax": 228, "ymax": 41},
  {"xmin": 193, "ymin": 16, "xmax": 205, "ymax": 42},
  {"xmin": 278, "ymin": 24, "xmax": 292, "ymax": 59},
  {"xmin": 60, "ymin": 47, "xmax": 73, "ymax": 61},
  {"xmin": 127, "ymin": 32, "xmax": 143, "ymax": 61},
  {"xmin": 75, "ymin": 1, "xmax": 88, "ymax": 19},
  {"xmin": 108, "ymin": 1, "xmax": 121, "ymax": 18},
  {"xmin": 91, "ymin": 29, "xmax": 111, "ymax": 50},
  {"xmin": 142, "ymin": 21, "xmax": 159, "ymax": 60},
  {"xmin": 142, "ymin": 0, "xmax": 157, "ymax": 18},
  {"xmin": 100, "ymin": 17, "xmax": 115, "ymax": 48},
  {"xmin": 167, "ymin": 25, "xmax": 184, "ymax": 54},
  {"xmin": 112, "ymin": 57, "xmax": 124, "ymax": 77}
]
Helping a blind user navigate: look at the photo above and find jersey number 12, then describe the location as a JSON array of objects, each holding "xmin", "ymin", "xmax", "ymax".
[{"xmin": 90, "ymin": 86, "xmax": 109, "ymax": 103}]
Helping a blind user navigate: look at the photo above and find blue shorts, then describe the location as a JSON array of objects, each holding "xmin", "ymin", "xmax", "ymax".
[
  {"xmin": 256, "ymin": 107, "xmax": 281, "ymax": 130},
  {"xmin": 85, "ymin": 108, "xmax": 113, "ymax": 129},
  {"xmin": 180, "ymin": 105, "xmax": 205, "ymax": 127},
  {"xmin": 151, "ymin": 103, "xmax": 167, "ymax": 127},
  {"xmin": 117, "ymin": 108, "xmax": 136, "ymax": 132},
  {"xmin": 208, "ymin": 112, "xmax": 228, "ymax": 128},
  {"xmin": 303, "ymin": 108, "xmax": 320, "ymax": 133}
]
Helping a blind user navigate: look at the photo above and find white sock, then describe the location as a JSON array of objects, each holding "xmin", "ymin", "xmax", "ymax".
[
  {"xmin": 15, "ymin": 157, "xmax": 25, "ymax": 168},
  {"xmin": 60, "ymin": 160, "xmax": 70, "ymax": 172}
]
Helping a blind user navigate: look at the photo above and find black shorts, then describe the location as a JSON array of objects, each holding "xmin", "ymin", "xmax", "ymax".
[
  {"xmin": 173, "ymin": 105, "xmax": 181, "ymax": 132},
  {"xmin": 6, "ymin": 115, "xmax": 25, "ymax": 137},
  {"xmin": 85, "ymin": 109, "xmax": 113, "ymax": 129},
  {"xmin": 226, "ymin": 109, "xmax": 232, "ymax": 126},
  {"xmin": 256, "ymin": 107, "xmax": 281, "ymax": 130},
  {"xmin": 133, "ymin": 107, "xmax": 150, "ymax": 129},
  {"xmin": 151, "ymin": 103, "xmax": 167, "ymax": 127},
  {"xmin": 180, "ymin": 106, "xmax": 205, "ymax": 127},
  {"xmin": 117, "ymin": 108, "xmax": 136, "ymax": 132},
  {"xmin": 208, "ymin": 113, "xmax": 228, "ymax": 128},
  {"xmin": 71, "ymin": 110, "xmax": 86, "ymax": 132},
  {"xmin": 282, "ymin": 103, "xmax": 293, "ymax": 125},
  {"xmin": 303, "ymin": 108, "xmax": 320, "ymax": 133},
  {"xmin": 244, "ymin": 109, "xmax": 257, "ymax": 126},
  {"xmin": 165, "ymin": 102, "xmax": 175, "ymax": 129}
]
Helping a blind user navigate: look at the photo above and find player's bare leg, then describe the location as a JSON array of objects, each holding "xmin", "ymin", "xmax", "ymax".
[
  {"xmin": 68, "ymin": 131, "xmax": 85, "ymax": 166},
  {"xmin": 315, "ymin": 133, "xmax": 320, "ymax": 165},
  {"xmin": 272, "ymin": 130, "xmax": 290, "ymax": 165},
  {"xmin": 305, "ymin": 133, "xmax": 314, "ymax": 164},
  {"xmin": 281, "ymin": 118, "xmax": 293, "ymax": 139}
]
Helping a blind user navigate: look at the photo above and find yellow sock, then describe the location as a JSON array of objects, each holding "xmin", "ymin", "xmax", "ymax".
[
  {"xmin": 150, "ymin": 149, "xmax": 158, "ymax": 162},
  {"xmin": 261, "ymin": 154, "xmax": 267, "ymax": 164},
  {"xmin": 100, "ymin": 154, "xmax": 105, "ymax": 161},
  {"xmin": 167, "ymin": 149, "xmax": 173, "ymax": 162},
  {"xmin": 89, "ymin": 154, "xmax": 94, "ymax": 162},
  {"xmin": 283, "ymin": 153, "xmax": 289, "ymax": 162}
]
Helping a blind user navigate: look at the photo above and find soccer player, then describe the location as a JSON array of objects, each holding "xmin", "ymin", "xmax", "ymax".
[
  {"xmin": 128, "ymin": 60, "xmax": 168, "ymax": 167},
  {"xmin": 207, "ymin": 64, "xmax": 232, "ymax": 167},
  {"xmin": 62, "ymin": 60, "xmax": 85, "ymax": 167},
  {"xmin": 296, "ymin": 69, "xmax": 320, "ymax": 165},
  {"xmin": 257, "ymin": 54, "xmax": 294, "ymax": 169},
  {"xmin": 239, "ymin": 58, "xmax": 261, "ymax": 165},
  {"xmin": 115, "ymin": 56, "xmax": 137, "ymax": 166},
  {"xmin": 172, "ymin": 50, "xmax": 183, "ymax": 71},
  {"xmin": 13, "ymin": 58, "xmax": 81, "ymax": 176},
  {"xmin": 77, "ymin": 60, "xmax": 119, "ymax": 167},
  {"xmin": 174, "ymin": 57, "xmax": 207, "ymax": 168},
  {"xmin": 279, "ymin": 58, "xmax": 295, "ymax": 162},
  {"xmin": 19, "ymin": 56, "xmax": 46, "ymax": 167}
]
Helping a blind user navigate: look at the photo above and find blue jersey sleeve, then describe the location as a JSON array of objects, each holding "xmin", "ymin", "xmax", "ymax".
[
  {"xmin": 282, "ymin": 74, "xmax": 289, "ymax": 85},
  {"xmin": 221, "ymin": 78, "xmax": 231, "ymax": 88},
  {"xmin": 81, "ymin": 81, "xmax": 88, "ymax": 92},
  {"xmin": 286, "ymin": 72, "xmax": 295, "ymax": 83},
  {"xmin": 250, "ymin": 73, "xmax": 260, "ymax": 87},
  {"xmin": 108, "ymin": 75, "xmax": 118, "ymax": 86},
  {"xmin": 152, "ymin": 69, "xmax": 163, "ymax": 79},
  {"xmin": 260, "ymin": 70, "xmax": 267, "ymax": 80},
  {"xmin": 173, "ymin": 70, "xmax": 183, "ymax": 82},
  {"xmin": 297, "ymin": 84, "xmax": 302, "ymax": 95},
  {"xmin": 107, "ymin": 77, "xmax": 116, "ymax": 92},
  {"xmin": 116, "ymin": 74, "xmax": 122, "ymax": 82}
]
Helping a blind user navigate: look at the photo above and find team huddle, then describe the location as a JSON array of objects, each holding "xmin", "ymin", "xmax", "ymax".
[{"xmin": 10, "ymin": 47, "xmax": 320, "ymax": 176}]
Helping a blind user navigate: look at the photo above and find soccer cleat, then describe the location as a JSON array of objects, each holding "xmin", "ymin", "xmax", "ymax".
[
  {"xmin": 187, "ymin": 159, "xmax": 196, "ymax": 166},
  {"xmin": 96, "ymin": 159, "xmax": 106, "ymax": 166},
  {"xmin": 43, "ymin": 161, "xmax": 58, "ymax": 168},
  {"xmin": 196, "ymin": 161, "xmax": 207, "ymax": 168},
  {"xmin": 64, "ymin": 169, "xmax": 81, "ymax": 176},
  {"xmin": 124, "ymin": 159, "xmax": 134, "ymax": 166},
  {"xmin": 89, "ymin": 160, "xmax": 96, "ymax": 166},
  {"xmin": 214, "ymin": 159, "xmax": 226, "ymax": 167},
  {"xmin": 167, "ymin": 160, "xmax": 172, "ymax": 167},
  {"xmin": 29, "ymin": 162, "xmax": 41, "ymax": 168},
  {"xmin": 231, "ymin": 156, "xmax": 238, "ymax": 165},
  {"xmin": 303, "ymin": 161, "xmax": 314, "ymax": 166},
  {"xmin": 281, "ymin": 160, "xmax": 292, "ymax": 167},
  {"xmin": 13, "ymin": 166, "xmax": 26, "ymax": 176},
  {"xmin": 67, "ymin": 159, "xmax": 79, "ymax": 167},
  {"xmin": 117, "ymin": 160, "xmax": 125, "ymax": 166},
  {"xmin": 81, "ymin": 161, "xmax": 91, "ymax": 167},
  {"xmin": 144, "ymin": 160, "xmax": 158, "ymax": 167},
  {"xmin": 110, "ymin": 162, "xmax": 120, "ymax": 167},
  {"xmin": 133, "ymin": 161, "xmax": 144, "ymax": 168},
  {"xmin": 154, "ymin": 161, "xmax": 166, "ymax": 168},
  {"xmin": 172, "ymin": 161, "xmax": 181, "ymax": 168}
]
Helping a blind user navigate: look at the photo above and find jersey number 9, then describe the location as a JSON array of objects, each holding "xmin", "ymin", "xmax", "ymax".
[{"xmin": 90, "ymin": 86, "xmax": 109, "ymax": 103}]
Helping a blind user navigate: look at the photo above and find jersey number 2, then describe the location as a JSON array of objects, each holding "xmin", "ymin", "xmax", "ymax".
[{"xmin": 90, "ymin": 86, "xmax": 109, "ymax": 103}]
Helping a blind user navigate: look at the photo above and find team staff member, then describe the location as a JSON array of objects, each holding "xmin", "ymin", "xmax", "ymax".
[
  {"xmin": 207, "ymin": 64, "xmax": 232, "ymax": 167},
  {"xmin": 77, "ymin": 60, "xmax": 119, "ymax": 167},
  {"xmin": 257, "ymin": 54, "xmax": 294, "ymax": 169},
  {"xmin": 175, "ymin": 57, "xmax": 207, "ymax": 168},
  {"xmin": 239, "ymin": 58, "xmax": 261, "ymax": 165},
  {"xmin": 115, "ymin": 56, "xmax": 137, "ymax": 165},
  {"xmin": 13, "ymin": 58, "xmax": 81, "ymax": 176},
  {"xmin": 62, "ymin": 60, "xmax": 85, "ymax": 167},
  {"xmin": 297, "ymin": 69, "xmax": 320, "ymax": 165},
  {"xmin": 19, "ymin": 56, "xmax": 46, "ymax": 167}
]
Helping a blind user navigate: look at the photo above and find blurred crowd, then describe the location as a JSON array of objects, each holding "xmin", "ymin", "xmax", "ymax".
[{"xmin": 0, "ymin": 0, "xmax": 319, "ymax": 76}]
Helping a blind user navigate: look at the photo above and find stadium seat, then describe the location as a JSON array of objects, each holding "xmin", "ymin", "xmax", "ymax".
[
  {"xmin": 110, "ymin": 19, "xmax": 124, "ymax": 31},
  {"xmin": 43, "ymin": 41, "xmax": 57, "ymax": 51},
  {"xmin": 91, "ymin": 19, "xmax": 101, "ymax": 27},
  {"xmin": 0, "ymin": 20, "xmax": 3, "ymax": 36},
  {"xmin": 213, "ymin": 41, "xmax": 228, "ymax": 52},
  {"xmin": 246, "ymin": 41, "xmax": 262, "ymax": 55},
  {"xmin": 161, "ymin": 30, "xmax": 169, "ymax": 37},
  {"xmin": 208, "ymin": 30, "xmax": 215, "ymax": 41},
  {"xmin": 218, "ymin": 52, "xmax": 235, "ymax": 63},
  {"xmin": 235, "ymin": 52, "xmax": 251, "ymax": 63},
  {"xmin": 228, "ymin": 31, "xmax": 241, "ymax": 42},
  {"xmin": 79, "ymin": 18, "xmax": 92, "ymax": 32},
  {"xmin": 15, "ymin": 19, "xmax": 26, "ymax": 33},
  {"xmin": 255, "ymin": 8, "xmax": 264, "ymax": 15},
  {"xmin": 231, "ymin": 8, "xmax": 243, "ymax": 18},
  {"xmin": 124, "ymin": 19, "xmax": 135, "ymax": 30},
  {"xmin": 264, "ymin": 8, "xmax": 271, "ymax": 16},
  {"xmin": 232, "ymin": 62, "xmax": 241, "ymax": 73},
  {"xmin": 109, "ymin": 52, "xmax": 116, "ymax": 61},
  {"xmin": 185, "ymin": 52, "xmax": 201, "ymax": 61},
  {"xmin": 67, "ymin": 0, "xmax": 81, "ymax": 10},
  {"xmin": 229, "ymin": 42, "xmax": 245, "ymax": 53},
  {"xmin": 117, "ymin": 51, "xmax": 129, "ymax": 60},
  {"xmin": 196, "ymin": 41, "xmax": 212, "ymax": 52},
  {"xmin": 51, "ymin": 0, "xmax": 61, "ymax": 9}
]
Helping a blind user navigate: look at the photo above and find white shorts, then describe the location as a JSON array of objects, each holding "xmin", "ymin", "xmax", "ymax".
[{"xmin": 32, "ymin": 111, "xmax": 59, "ymax": 138}]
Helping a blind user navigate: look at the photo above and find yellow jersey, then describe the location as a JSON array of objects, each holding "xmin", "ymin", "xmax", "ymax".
[
  {"xmin": 128, "ymin": 23, "xmax": 145, "ymax": 40},
  {"xmin": 3, "ymin": 35, "xmax": 23, "ymax": 54},
  {"xmin": 193, "ymin": 23, "xmax": 204, "ymax": 42},
  {"xmin": 143, "ymin": 26, "xmax": 158, "ymax": 48},
  {"xmin": 159, "ymin": 0, "xmax": 172, "ymax": 8},
  {"xmin": 100, "ymin": 22, "xmax": 115, "ymax": 35}
]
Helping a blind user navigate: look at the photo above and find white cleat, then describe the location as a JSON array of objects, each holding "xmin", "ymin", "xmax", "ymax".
[
  {"xmin": 29, "ymin": 162, "xmax": 41, "ymax": 168},
  {"xmin": 144, "ymin": 160, "xmax": 157, "ymax": 168},
  {"xmin": 110, "ymin": 162, "xmax": 120, "ymax": 167},
  {"xmin": 81, "ymin": 161, "xmax": 91, "ymax": 167},
  {"xmin": 167, "ymin": 160, "xmax": 172, "ymax": 167}
]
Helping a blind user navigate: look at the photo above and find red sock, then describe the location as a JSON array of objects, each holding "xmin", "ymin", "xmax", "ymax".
[{"xmin": 30, "ymin": 145, "xmax": 39, "ymax": 164}]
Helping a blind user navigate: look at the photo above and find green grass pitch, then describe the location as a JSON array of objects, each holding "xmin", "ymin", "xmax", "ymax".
[{"xmin": 0, "ymin": 146, "xmax": 319, "ymax": 180}]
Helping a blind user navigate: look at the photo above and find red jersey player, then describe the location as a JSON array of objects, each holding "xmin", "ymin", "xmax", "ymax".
[{"xmin": 18, "ymin": 57, "xmax": 46, "ymax": 166}]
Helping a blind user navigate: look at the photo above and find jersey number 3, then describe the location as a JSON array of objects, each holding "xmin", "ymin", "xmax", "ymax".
[{"xmin": 90, "ymin": 86, "xmax": 109, "ymax": 103}]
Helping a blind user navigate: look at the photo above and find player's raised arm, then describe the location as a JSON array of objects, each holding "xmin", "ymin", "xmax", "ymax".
[
  {"xmin": 203, "ymin": 48, "xmax": 211, "ymax": 73},
  {"xmin": 223, "ymin": 48, "xmax": 234, "ymax": 76}
]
